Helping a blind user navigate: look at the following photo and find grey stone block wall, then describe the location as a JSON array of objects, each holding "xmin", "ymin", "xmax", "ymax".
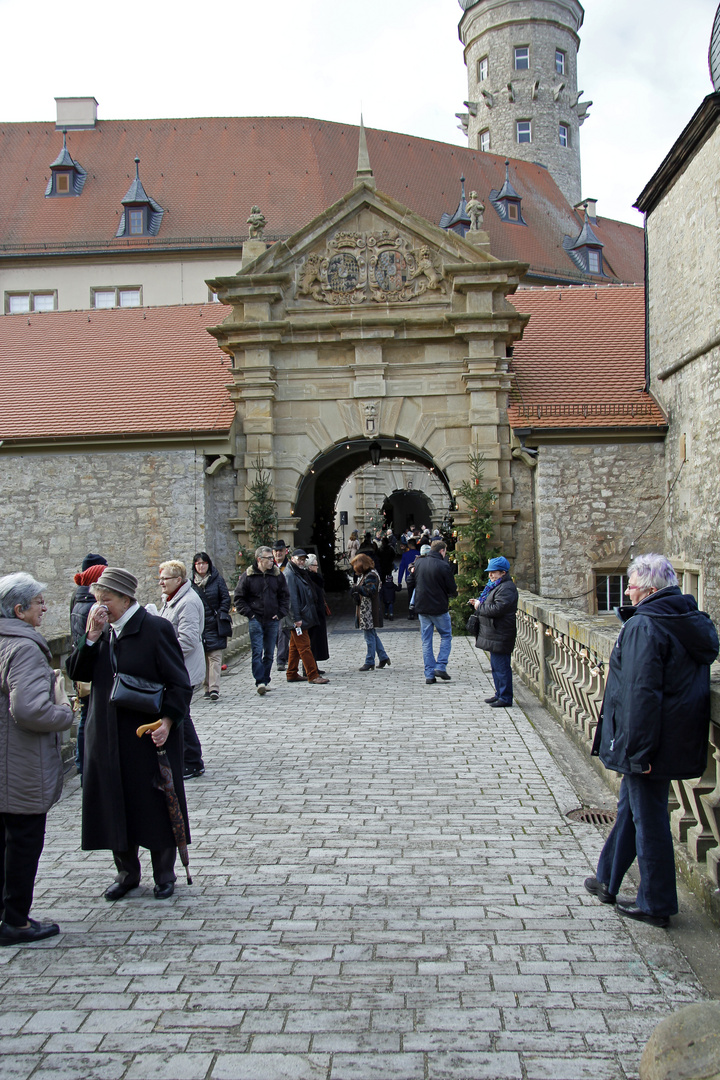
[
  {"xmin": 530, "ymin": 441, "xmax": 666, "ymax": 609},
  {"xmin": 0, "ymin": 447, "xmax": 238, "ymax": 638},
  {"xmin": 460, "ymin": 0, "xmax": 584, "ymax": 206}
]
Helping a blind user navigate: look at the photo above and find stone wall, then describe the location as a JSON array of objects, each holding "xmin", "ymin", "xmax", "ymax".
[
  {"xmin": 531, "ymin": 442, "xmax": 666, "ymax": 609},
  {"xmin": 646, "ymin": 122, "xmax": 720, "ymax": 624},
  {"xmin": 0, "ymin": 447, "xmax": 237, "ymax": 638}
]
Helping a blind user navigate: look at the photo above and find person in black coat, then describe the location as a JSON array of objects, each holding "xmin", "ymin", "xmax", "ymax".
[
  {"xmin": 412, "ymin": 541, "xmax": 458, "ymax": 684},
  {"xmin": 66, "ymin": 567, "xmax": 192, "ymax": 901},
  {"xmin": 191, "ymin": 552, "xmax": 231, "ymax": 702},
  {"xmin": 470, "ymin": 556, "xmax": 518, "ymax": 707},
  {"xmin": 305, "ymin": 555, "xmax": 329, "ymax": 669},
  {"xmin": 586, "ymin": 554, "xmax": 719, "ymax": 927},
  {"xmin": 234, "ymin": 547, "xmax": 290, "ymax": 694}
]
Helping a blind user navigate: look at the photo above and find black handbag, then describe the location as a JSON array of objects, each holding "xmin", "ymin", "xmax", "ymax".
[
  {"xmin": 109, "ymin": 633, "xmax": 164, "ymax": 715},
  {"xmin": 466, "ymin": 612, "xmax": 480, "ymax": 637}
]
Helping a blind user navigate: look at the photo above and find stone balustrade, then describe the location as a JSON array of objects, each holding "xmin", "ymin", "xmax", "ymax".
[{"xmin": 514, "ymin": 590, "xmax": 720, "ymax": 912}]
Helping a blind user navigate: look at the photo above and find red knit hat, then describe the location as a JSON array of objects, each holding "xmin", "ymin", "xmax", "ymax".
[{"xmin": 74, "ymin": 564, "xmax": 107, "ymax": 587}]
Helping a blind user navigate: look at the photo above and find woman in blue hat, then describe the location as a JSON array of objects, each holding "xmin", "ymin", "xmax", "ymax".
[{"xmin": 469, "ymin": 556, "xmax": 518, "ymax": 707}]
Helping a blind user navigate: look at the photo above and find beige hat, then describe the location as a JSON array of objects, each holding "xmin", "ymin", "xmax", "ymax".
[{"xmin": 95, "ymin": 567, "xmax": 138, "ymax": 599}]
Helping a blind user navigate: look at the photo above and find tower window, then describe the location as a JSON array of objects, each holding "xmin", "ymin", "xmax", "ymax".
[
  {"xmin": 516, "ymin": 120, "xmax": 532, "ymax": 143},
  {"xmin": 555, "ymin": 49, "xmax": 566, "ymax": 75},
  {"xmin": 559, "ymin": 123, "xmax": 569, "ymax": 147},
  {"xmin": 514, "ymin": 46, "xmax": 530, "ymax": 70},
  {"xmin": 478, "ymin": 55, "xmax": 488, "ymax": 82},
  {"xmin": 479, "ymin": 129, "xmax": 490, "ymax": 152}
]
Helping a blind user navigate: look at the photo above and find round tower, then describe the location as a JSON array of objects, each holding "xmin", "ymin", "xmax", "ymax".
[{"xmin": 458, "ymin": 0, "xmax": 589, "ymax": 207}]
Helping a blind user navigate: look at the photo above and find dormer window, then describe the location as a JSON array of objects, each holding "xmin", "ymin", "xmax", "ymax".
[
  {"xmin": 45, "ymin": 130, "xmax": 87, "ymax": 198},
  {"xmin": 116, "ymin": 157, "xmax": 164, "ymax": 239},
  {"xmin": 563, "ymin": 208, "xmax": 605, "ymax": 275},
  {"xmin": 489, "ymin": 160, "xmax": 527, "ymax": 226}
]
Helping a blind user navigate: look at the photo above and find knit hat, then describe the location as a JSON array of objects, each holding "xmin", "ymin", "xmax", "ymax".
[
  {"xmin": 74, "ymin": 563, "xmax": 107, "ymax": 587},
  {"xmin": 94, "ymin": 567, "xmax": 138, "ymax": 599},
  {"xmin": 81, "ymin": 553, "xmax": 108, "ymax": 571},
  {"xmin": 485, "ymin": 556, "xmax": 510, "ymax": 573}
]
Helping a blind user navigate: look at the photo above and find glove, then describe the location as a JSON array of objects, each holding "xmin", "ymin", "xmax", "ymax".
[{"xmin": 53, "ymin": 670, "xmax": 70, "ymax": 707}]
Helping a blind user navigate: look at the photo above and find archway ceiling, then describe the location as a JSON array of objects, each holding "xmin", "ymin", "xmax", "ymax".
[{"xmin": 306, "ymin": 437, "xmax": 451, "ymax": 499}]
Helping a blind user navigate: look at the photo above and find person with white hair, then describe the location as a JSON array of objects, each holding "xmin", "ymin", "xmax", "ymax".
[
  {"xmin": 587, "ymin": 554, "xmax": 719, "ymax": 927},
  {"xmin": 0, "ymin": 573, "xmax": 73, "ymax": 944}
]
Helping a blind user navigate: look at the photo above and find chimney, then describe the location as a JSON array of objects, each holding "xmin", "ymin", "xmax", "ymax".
[
  {"xmin": 575, "ymin": 197, "xmax": 598, "ymax": 224},
  {"xmin": 55, "ymin": 97, "xmax": 98, "ymax": 130}
]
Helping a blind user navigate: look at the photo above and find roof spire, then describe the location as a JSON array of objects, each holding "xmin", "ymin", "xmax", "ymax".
[{"xmin": 354, "ymin": 116, "xmax": 376, "ymax": 190}]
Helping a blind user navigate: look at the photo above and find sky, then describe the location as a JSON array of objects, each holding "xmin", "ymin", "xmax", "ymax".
[{"xmin": 0, "ymin": 0, "xmax": 716, "ymax": 224}]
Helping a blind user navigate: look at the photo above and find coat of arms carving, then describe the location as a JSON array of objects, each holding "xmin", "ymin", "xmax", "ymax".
[{"xmin": 296, "ymin": 229, "xmax": 447, "ymax": 305}]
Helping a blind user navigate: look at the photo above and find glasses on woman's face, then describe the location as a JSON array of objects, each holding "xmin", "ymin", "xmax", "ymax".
[{"xmin": 159, "ymin": 575, "xmax": 179, "ymax": 584}]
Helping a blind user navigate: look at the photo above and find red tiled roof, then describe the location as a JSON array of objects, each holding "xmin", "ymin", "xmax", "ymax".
[
  {"xmin": 0, "ymin": 303, "xmax": 234, "ymax": 442},
  {"xmin": 508, "ymin": 285, "xmax": 667, "ymax": 430},
  {"xmin": 0, "ymin": 117, "xmax": 643, "ymax": 285}
]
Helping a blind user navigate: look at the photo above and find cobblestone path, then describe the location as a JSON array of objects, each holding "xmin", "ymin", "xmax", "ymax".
[{"xmin": 0, "ymin": 619, "xmax": 709, "ymax": 1080}]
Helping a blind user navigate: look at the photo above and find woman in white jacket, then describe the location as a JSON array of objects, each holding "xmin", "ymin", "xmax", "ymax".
[
  {"xmin": 158, "ymin": 561, "xmax": 206, "ymax": 779},
  {"xmin": 0, "ymin": 573, "xmax": 73, "ymax": 945}
]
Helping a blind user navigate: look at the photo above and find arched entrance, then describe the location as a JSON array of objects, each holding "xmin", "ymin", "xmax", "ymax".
[
  {"xmin": 382, "ymin": 489, "xmax": 434, "ymax": 534},
  {"xmin": 292, "ymin": 436, "xmax": 452, "ymax": 584}
]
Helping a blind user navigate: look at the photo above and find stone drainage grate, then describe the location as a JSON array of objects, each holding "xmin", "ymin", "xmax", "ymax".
[{"xmin": 567, "ymin": 806, "xmax": 617, "ymax": 826}]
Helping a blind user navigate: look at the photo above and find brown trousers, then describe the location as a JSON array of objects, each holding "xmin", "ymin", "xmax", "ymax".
[{"xmin": 287, "ymin": 628, "xmax": 319, "ymax": 681}]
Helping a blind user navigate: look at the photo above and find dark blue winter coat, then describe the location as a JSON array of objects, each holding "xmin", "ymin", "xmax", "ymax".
[{"xmin": 591, "ymin": 586, "xmax": 719, "ymax": 780}]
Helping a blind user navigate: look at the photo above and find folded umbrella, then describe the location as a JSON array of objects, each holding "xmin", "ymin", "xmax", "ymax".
[{"xmin": 137, "ymin": 721, "xmax": 192, "ymax": 884}]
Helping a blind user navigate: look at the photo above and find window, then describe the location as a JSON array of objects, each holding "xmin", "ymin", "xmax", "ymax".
[
  {"xmin": 588, "ymin": 249, "xmax": 601, "ymax": 273},
  {"xmin": 5, "ymin": 291, "xmax": 57, "ymax": 314},
  {"xmin": 559, "ymin": 123, "xmax": 569, "ymax": 148},
  {"xmin": 128, "ymin": 209, "xmax": 145, "ymax": 236},
  {"xmin": 555, "ymin": 49, "xmax": 566, "ymax": 75},
  {"xmin": 477, "ymin": 55, "xmax": 488, "ymax": 82},
  {"xmin": 479, "ymin": 129, "xmax": 490, "ymax": 152},
  {"xmin": 514, "ymin": 46, "xmax": 529, "ymax": 70},
  {"xmin": 55, "ymin": 173, "xmax": 71, "ymax": 194},
  {"xmin": 91, "ymin": 287, "xmax": 142, "ymax": 309},
  {"xmin": 208, "ymin": 289, "xmax": 221, "ymax": 303},
  {"xmin": 507, "ymin": 202, "xmax": 519, "ymax": 221},
  {"xmin": 595, "ymin": 573, "xmax": 627, "ymax": 613},
  {"xmin": 516, "ymin": 120, "xmax": 532, "ymax": 143}
]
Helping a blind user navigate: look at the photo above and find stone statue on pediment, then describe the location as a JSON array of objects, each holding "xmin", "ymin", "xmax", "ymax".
[
  {"xmin": 247, "ymin": 206, "xmax": 266, "ymax": 239},
  {"xmin": 466, "ymin": 191, "xmax": 485, "ymax": 231}
]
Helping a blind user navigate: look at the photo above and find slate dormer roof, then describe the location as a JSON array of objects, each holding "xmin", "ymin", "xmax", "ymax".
[
  {"xmin": 563, "ymin": 209, "xmax": 604, "ymax": 274},
  {"xmin": 439, "ymin": 175, "xmax": 472, "ymax": 236},
  {"xmin": 45, "ymin": 130, "xmax": 87, "ymax": 197},
  {"xmin": 490, "ymin": 160, "xmax": 527, "ymax": 225},
  {"xmin": 116, "ymin": 157, "xmax": 164, "ymax": 237}
]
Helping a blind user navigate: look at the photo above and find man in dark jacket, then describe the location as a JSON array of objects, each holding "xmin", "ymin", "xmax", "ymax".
[
  {"xmin": 586, "ymin": 553, "xmax": 719, "ymax": 927},
  {"xmin": 413, "ymin": 540, "xmax": 458, "ymax": 684},
  {"xmin": 272, "ymin": 541, "xmax": 290, "ymax": 671},
  {"xmin": 471, "ymin": 556, "xmax": 518, "ymax": 707},
  {"xmin": 282, "ymin": 550, "xmax": 329, "ymax": 685},
  {"xmin": 234, "ymin": 546, "xmax": 290, "ymax": 695}
]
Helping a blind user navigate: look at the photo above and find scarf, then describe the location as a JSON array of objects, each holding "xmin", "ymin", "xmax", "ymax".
[
  {"xmin": 477, "ymin": 575, "xmax": 504, "ymax": 606},
  {"xmin": 193, "ymin": 571, "xmax": 210, "ymax": 588}
]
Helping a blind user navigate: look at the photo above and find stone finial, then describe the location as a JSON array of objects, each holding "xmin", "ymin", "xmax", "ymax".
[
  {"xmin": 639, "ymin": 1002, "xmax": 720, "ymax": 1080},
  {"xmin": 247, "ymin": 206, "xmax": 266, "ymax": 239},
  {"xmin": 466, "ymin": 191, "xmax": 485, "ymax": 231},
  {"xmin": 354, "ymin": 116, "xmax": 376, "ymax": 190}
]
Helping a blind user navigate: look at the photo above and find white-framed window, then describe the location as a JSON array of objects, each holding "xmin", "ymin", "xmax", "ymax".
[
  {"xmin": 477, "ymin": 55, "xmax": 488, "ymax": 82},
  {"xmin": 588, "ymin": 249, "xmax": 601, "ymax": 274},
  {"xmin": 595, "ymin": 572, "xmax": 627, "ymax": 613},
  {"xmin": 559, "ymin": 123, "xmax": 569, "ymax": 147},
  {"xmin": 555, "ymin": 49, "xmax": 566, "ymax": 75},
  {"xmin": 514, "ymin": 46, "xmax": 530, "ymax": 70},
  {"xmin": 91, "ymin": 286, "xmax": 142, "ymax": 309},
  {"xmin": 5, "ymin": 290, "xmax": 57, "ymax": 314},
  {"xmin": 516, "ymin": 120, "xmax": 532, "ymax": 143},
  {"xmin": 479, "ymin": 129, "xmax": 490, "ymax": 152}
]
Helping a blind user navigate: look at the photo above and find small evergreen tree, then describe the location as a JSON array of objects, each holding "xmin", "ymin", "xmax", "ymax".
[
  {"xmin": 241, "ymin": 455, "xmax": 276, "ymax": 557},
  {"xmin": 448, "ymin": 450, "xmax": 500, "ymax": 632}
]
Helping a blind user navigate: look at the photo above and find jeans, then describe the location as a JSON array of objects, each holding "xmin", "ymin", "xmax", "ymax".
[
  {"xmin": 0, "ymin": 812, "xmax": 47, "ymax": 926},
  {"xmin": 363, "ymin": 628, "xmax": 389, "ymax": 665},
  {"xmin": 248, "ymin": 618, "xmax": 279, "ymax": 685},
  {"xmin": 596, "ymin": 774, "xmax": 677, "ymax": 917},
  {"xmin": 418, "ymin": 612, "xmax": 452, "ymax": 679},
  {"xmin": 490, "ymin": 652, "xmax": 513, "ymax": 704}
]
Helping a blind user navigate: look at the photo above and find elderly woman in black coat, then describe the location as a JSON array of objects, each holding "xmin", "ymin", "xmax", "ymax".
[
  {"xmin": 66, "ymin": 567, "xmax": 192, "ymax": 901},
  {"xmin": 191, "ymin": 552, "xmax": 231, "ymax": 702}
]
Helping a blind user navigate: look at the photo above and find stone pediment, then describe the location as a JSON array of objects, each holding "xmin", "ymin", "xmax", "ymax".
[{"xmin": 241, "ymin": 182, "xmax": 496, "ymax": 309}]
